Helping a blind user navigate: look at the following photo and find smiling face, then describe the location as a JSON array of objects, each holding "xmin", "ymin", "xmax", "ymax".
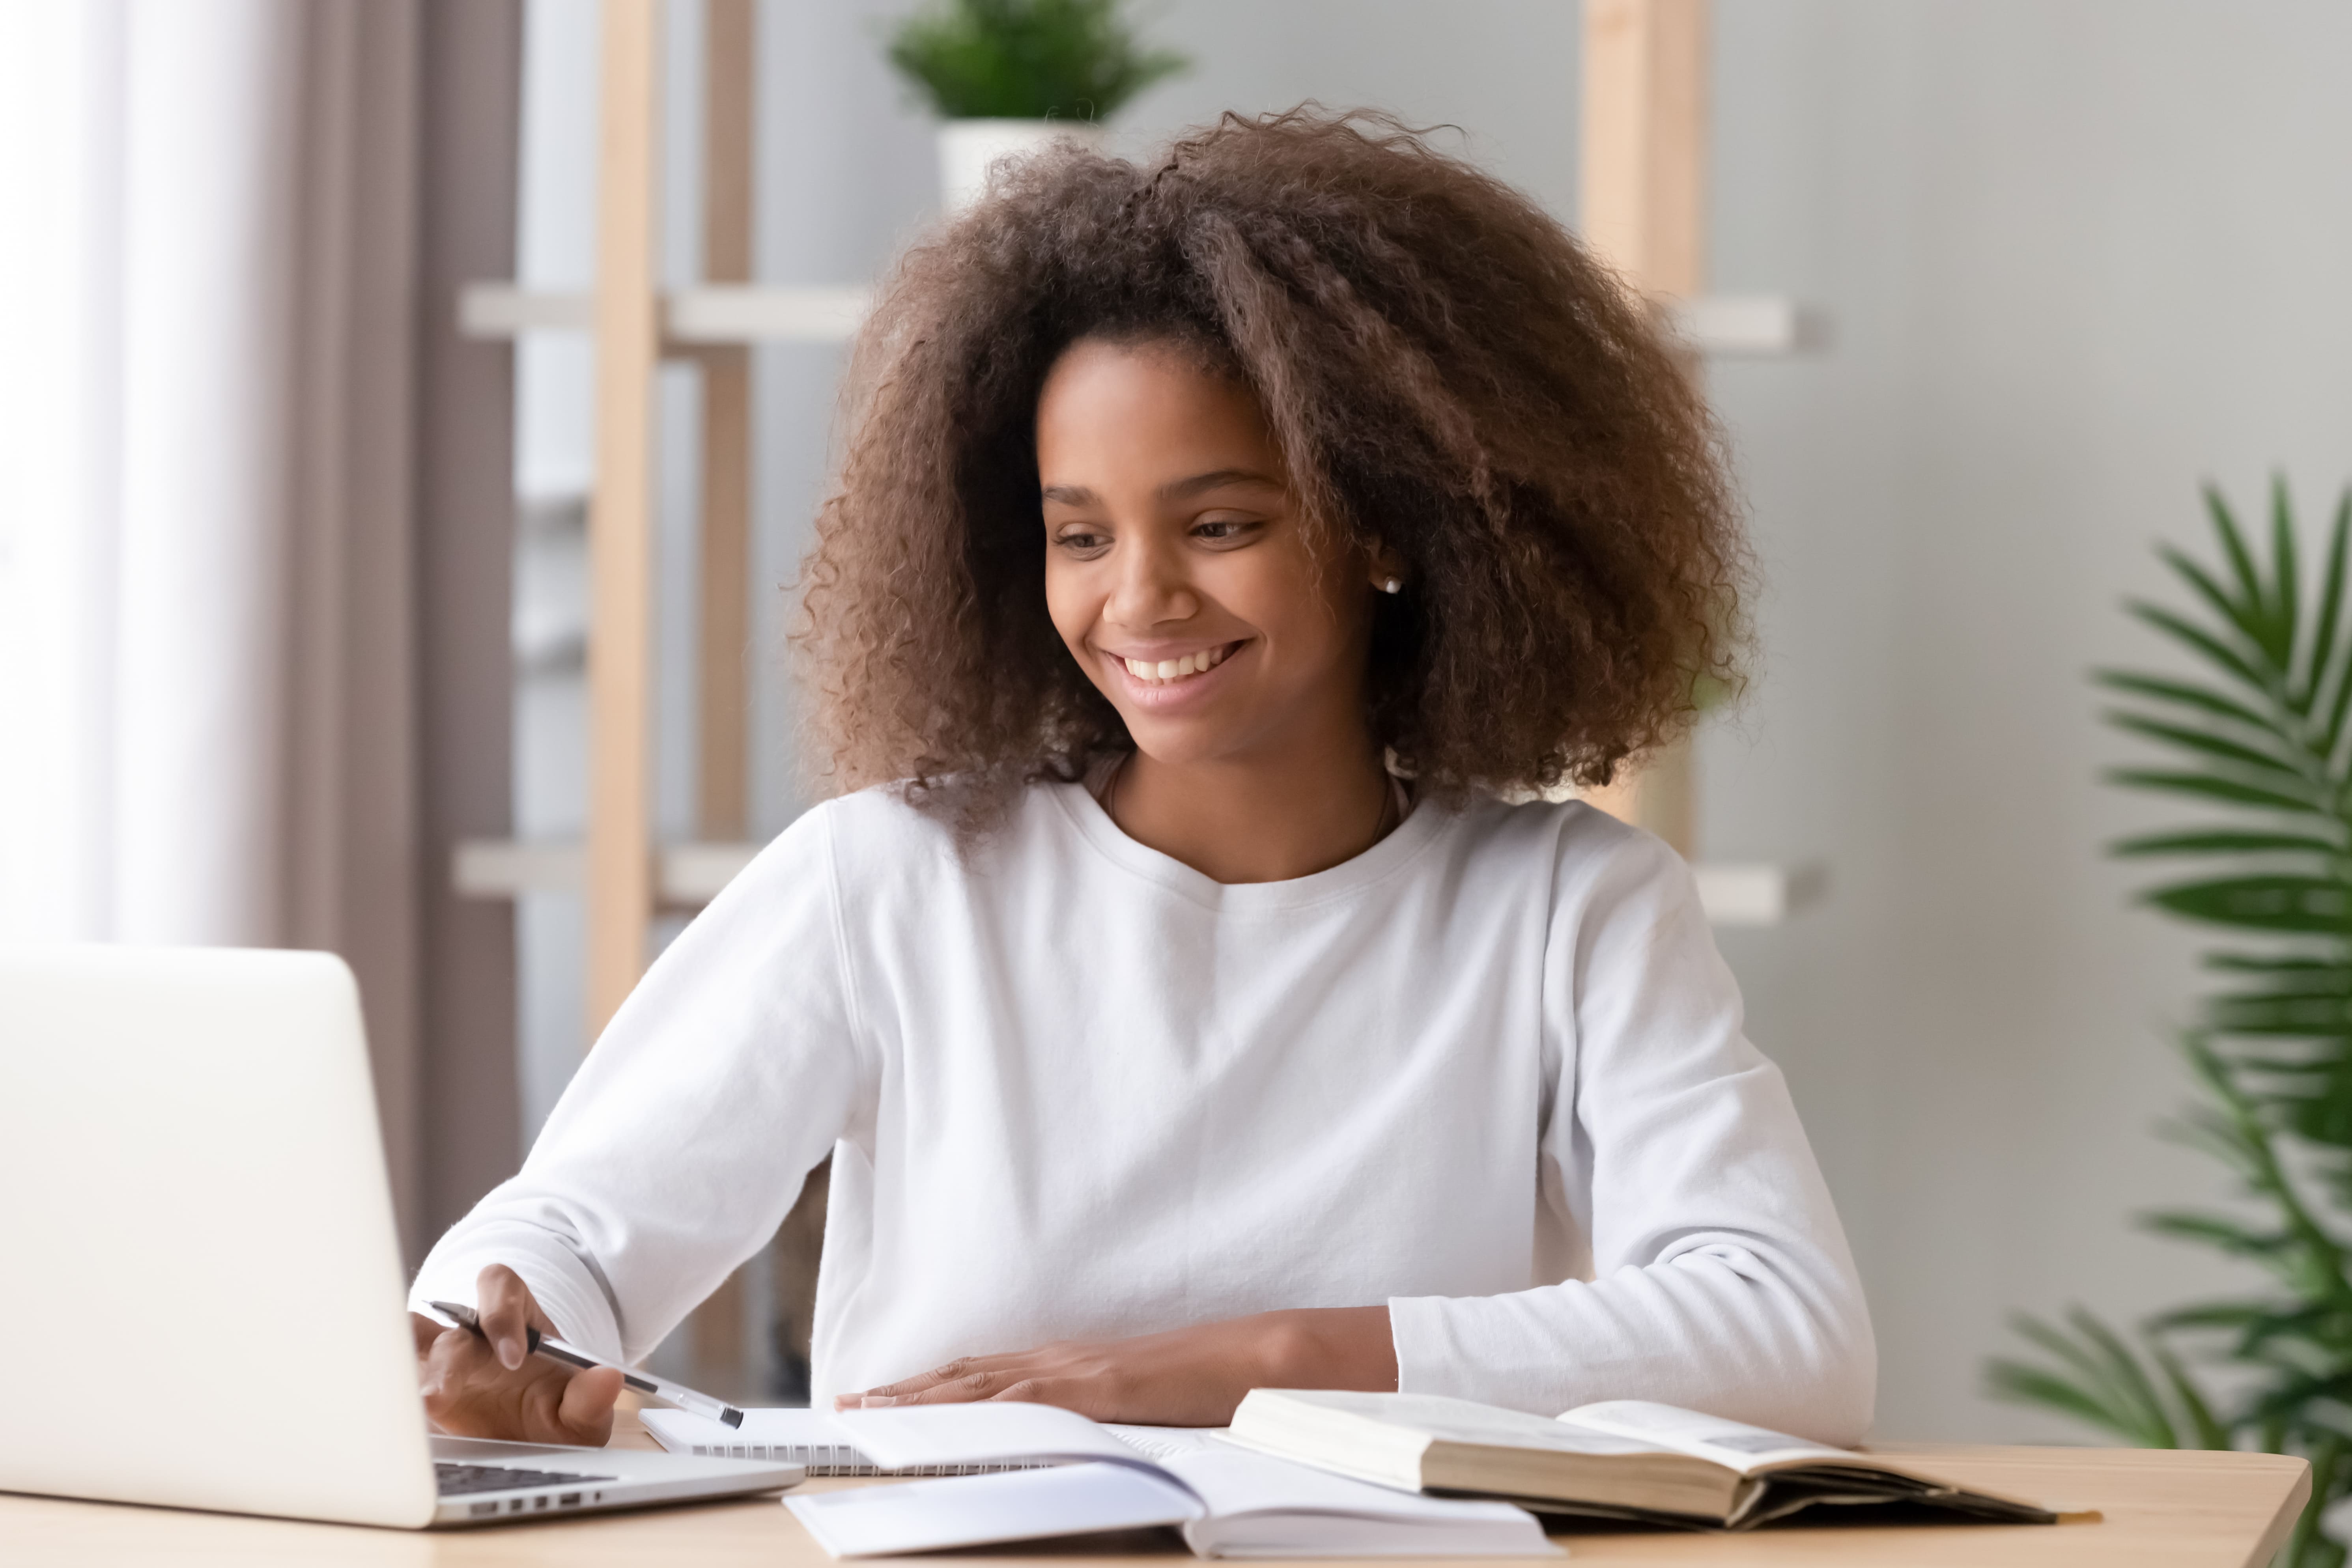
[{"xmin": 1037, "ymin": 337, "xmax": 1382, "ymax": 772}]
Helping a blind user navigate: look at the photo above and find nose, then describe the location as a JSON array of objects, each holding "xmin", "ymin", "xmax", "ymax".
[{"xmin": 1104, "ymin": 528, "xmax": 1198, "ymax": 631}]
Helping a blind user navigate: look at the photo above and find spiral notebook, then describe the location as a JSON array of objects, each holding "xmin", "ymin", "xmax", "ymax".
[{"xmin": 641, "ymin": 1406, "xmax": 1063, "ymax": 1476}]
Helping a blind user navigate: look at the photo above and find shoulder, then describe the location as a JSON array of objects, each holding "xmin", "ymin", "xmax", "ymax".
[
  {"xmin": 1435, "ymin": 793, "xmax": 1695, "ymax": 915},
  {"xmin": 760, "ymin": 776, "xmax": 1081, "ymax": 893},
  {"xmin": 1431, "ymin": 794, "xmax": 1710, "ymax": 991}
]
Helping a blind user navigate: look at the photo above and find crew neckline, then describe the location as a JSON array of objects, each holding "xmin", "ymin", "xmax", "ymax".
[{"xmin": 1046, "ymin": 763, "xmax": 1450, "ymax": 913}]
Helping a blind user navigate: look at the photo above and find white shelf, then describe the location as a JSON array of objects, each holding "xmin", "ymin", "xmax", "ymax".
[
  {"xmin": 452, "ymin": 838, "xmax": 754, "ymax": 907},
  {"xmin": 1691, "ymin": 861, "xmax": 1827, "ymax": 926},
  {"xmin": 457, "ymin": 283, "xmax": 873, "ymax": 345},
  {"xmin": 667, "ymin": 284, "xmax": 871, "ymax": 342},
  {"xmin": 455, "ymin": 840, "xmax": 1822, "ymax": 926},
  {"xmin": 1667, "ymin": 295, "xmax": 1804, "ymax": 357},
  {"xmin": 459, "ymin": 283, "xmax": 1804, "ymax": 358}
]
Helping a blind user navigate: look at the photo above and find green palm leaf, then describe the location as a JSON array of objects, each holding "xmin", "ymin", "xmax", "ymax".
[
  {"xmin": 2162, "ymin": 543, "xmax": 2281, "ymax": 669},
  {"xmin": 2096, "ymin": 670, "xmax": 2294, "ymax": 733},
  {"xmin": 2150, "ymin": 1339, "xmax": 2234, "ymax": 1449},
  {"xmin": 2114, "ymin": 830, "xmax": 2345, "ymax": 858},
  {"xmin": 2143, "ymin": 876, "xmax": 2352, "ymax": 933},
  {"xmin": 2105, "ymin": 713, "xmax": 2309, "ymax": 778},
  {"xmin": 2105, "ymin": 770, "xmax": 2320, "ymax": 814},
  {"xmin": 2272, "ymin": 478, "xmax": 2303, "ymax": 680},
  {"xmin": 2126, "ymin": 601, "xmax": 2274, "ymax": 693},
  {"xmin": 2204, "ymin": 487, "xmax": 2281, "ymax": 658},
  {"xmin": 2300, "ymin": 492, "xmax": 2351, "ymax": 710},
  {"xmin": 2003, "ymin": 482, "xmax": 2352, "ymax": 1566}
]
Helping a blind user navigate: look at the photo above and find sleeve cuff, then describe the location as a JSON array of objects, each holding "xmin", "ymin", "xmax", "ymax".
[
  {"xmin": 1386, "ymin": 1294, "xmax": 1466, "ymax": 1398},
  {"xmin": 408, "ymin": 1235, "xmax": 626, "ymax": 1363}
]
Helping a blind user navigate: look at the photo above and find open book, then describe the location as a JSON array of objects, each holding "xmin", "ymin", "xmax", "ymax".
[
  {"xmin": 1226, "ymin": 1391, "xmax": 2081, "ymax": 1531},
  {"xmin": 767, "ymin": 1403, "xmax": 1557, "ymax": 1558}
]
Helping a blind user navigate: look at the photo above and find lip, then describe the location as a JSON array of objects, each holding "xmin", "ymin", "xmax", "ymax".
[{"xmin": 1098, "ymin": 638, "xmax": 1248, "ymax": 711}]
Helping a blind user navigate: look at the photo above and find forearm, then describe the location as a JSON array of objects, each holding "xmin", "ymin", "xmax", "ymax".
[
  {"xmin": 838, "ymin": 1303, "xmax": 1399, "ymax": 1424},
  {"xmin": 1392, "ymin": 1249, "xmax": 1876, "ymax": 1443},
  {"xmin": 1255, "ymin": 1304, "xmax": 1399, "ymax": 1393}
]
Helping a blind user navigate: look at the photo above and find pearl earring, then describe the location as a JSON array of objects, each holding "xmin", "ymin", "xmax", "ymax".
[{"xmin": 1381, "ymin": 578, "xmax": 1403, "ymax": 594}]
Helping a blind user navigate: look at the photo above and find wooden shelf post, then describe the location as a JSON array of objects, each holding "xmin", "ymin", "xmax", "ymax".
[
  {"xmin": 696, "ymin": 0, "xmax": 755, "ymax": 844},
  {"xmin": 1578, "ymin": 0, "xmax": 1708, "ymax": 858},
  {"xmin": 686, "ymin": 0, "xmax": 758, "ymax": 1395},
  {"xmin": 585, "ymin": 0, "xmax": 663, "ymax": 1039}
]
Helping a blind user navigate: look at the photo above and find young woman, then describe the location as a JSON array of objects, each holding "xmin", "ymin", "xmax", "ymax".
[{"xmin": 409, "ymin": 110, "xmax": 1873, "ymax": 1449}]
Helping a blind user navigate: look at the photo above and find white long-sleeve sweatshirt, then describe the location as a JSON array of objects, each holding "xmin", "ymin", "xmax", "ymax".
[{"xmin": 411, "ymin": 779, "xmax": 1876, "ymax": 1442}]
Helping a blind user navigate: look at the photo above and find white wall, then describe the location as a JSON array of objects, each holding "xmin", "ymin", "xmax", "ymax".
[
  {"xmin": 1696, "ymin": 1, "xmax": 2352, "ymax": 1440},
  {"xmin": 510, "ymin": 0, "xmax": 2352, "ymax": 1437}
]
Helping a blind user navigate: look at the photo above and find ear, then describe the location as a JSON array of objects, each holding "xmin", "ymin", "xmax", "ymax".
[{"xmin": 1365, "ymin": 541, "xmax": 1408, "ymax": 595}]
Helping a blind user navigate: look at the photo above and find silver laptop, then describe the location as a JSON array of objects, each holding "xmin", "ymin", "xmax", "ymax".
[{"xmin": 0, "ymin": 944, "xmax": 801, "ymax": 1528}]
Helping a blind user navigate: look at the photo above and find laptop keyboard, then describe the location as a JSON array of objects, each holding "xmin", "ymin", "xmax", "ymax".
[{"xmin": 435, "ymin": 1461, "xmax": 617, "ymax": 1497}]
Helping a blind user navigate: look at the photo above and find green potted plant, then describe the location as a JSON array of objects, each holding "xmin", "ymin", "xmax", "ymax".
[
  {"xmin": 886, "ymin": 0, "xmax": 1190, "ymax": 211},
  {"xmin": 1987, "ymin": 480, "xmax": 2352, "ymax": 1568}
]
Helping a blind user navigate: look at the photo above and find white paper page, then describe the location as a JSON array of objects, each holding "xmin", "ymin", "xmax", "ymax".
[
  {"xmin": 1555, "ymin": 1401, "xmax": 1849, "ymax": 1473},
  {"xmin": 1246, "ymin": 1389, "xmax": 1662, "ymax": 1458},
  {"xmin": 1167, "ymin": 1448, "xmax": 1537, "ymax": 1523},
  {"xmin": 785, "ymin": 1461, "xmax": 1201, "ymax": 1558},
  {"xmin": 1105, "ymin": 1424, "xmax": 1236, "ymax": 1462},
  {"xmin": 833, "ymin": 1402, "xmax": 1149, "ymax": 1470}
]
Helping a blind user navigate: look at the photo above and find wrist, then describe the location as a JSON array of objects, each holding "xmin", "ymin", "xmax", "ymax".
[{"xmin": 1255, "ymin": 1305, "xmax": 1397, "ymax": 1392}]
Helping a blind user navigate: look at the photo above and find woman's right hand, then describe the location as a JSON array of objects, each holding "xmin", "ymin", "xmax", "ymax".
[{"xmin": 411, "ymin": 1264, "xmax": 624, "ymax": 1445}]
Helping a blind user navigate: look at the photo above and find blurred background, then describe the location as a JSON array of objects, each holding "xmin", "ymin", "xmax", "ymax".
[{"xmin": 5, "ymin": 0, "xmax": 2351, "ymax": 1451}]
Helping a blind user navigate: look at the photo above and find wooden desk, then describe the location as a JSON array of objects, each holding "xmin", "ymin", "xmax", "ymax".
[{"xmin": 2, "ymin": 1413, "xmax": 2310, "ymax": 1568}]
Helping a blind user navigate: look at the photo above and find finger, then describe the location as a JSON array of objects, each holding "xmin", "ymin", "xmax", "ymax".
[
  {"xmin": 833, "ymin": 1362, "xmax": 962, "ymax": 1408},
  {"xmin": 856, "ymin": 1350, "xmax": 1037, "ymax": 1402},
  {"xmin": 877, "ymin": 1367, "xmax": 1020, "ymax": 1407},
  {"xmin": 555, "ymin": 1365, "xmax": 624, "ymax": 1445},
  {"xmin": 476, "ymin": 1264, "xmax": 535, "ymax": 1372},
  {"xmin": 990, "ymin": 1378, "xmax": 1052, "ymax": 1406}
]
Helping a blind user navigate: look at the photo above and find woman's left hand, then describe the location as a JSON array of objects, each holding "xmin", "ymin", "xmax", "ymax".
[{"xmin": 833, "ymin": 1305, "xmax": 1397, "ymax": 1426}]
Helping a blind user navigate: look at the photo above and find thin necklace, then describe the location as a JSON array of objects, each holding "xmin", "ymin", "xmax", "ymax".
[{"xmin": 1098, "ymin": 754, "xmax": 1407, "ymax": 848}]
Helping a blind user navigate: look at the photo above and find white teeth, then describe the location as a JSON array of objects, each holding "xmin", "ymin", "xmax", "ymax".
[{"xmin": 1121, "ymin": 645, "xmax": 1230, "ymax": 683}]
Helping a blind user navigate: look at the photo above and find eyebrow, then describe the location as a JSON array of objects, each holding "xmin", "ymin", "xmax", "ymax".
[{"xmin": 1039, "ymin": 469, "xmax": 1286, "ymax": 508}]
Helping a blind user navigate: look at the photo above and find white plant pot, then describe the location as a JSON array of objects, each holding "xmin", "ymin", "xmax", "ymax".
[{"xmin": 937, "ymin": 119, "xmax": 1108, "ymax": 213}]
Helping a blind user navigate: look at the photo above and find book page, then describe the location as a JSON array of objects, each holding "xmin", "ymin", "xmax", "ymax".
[
  {"xmin": 1166, "ymin": 1447, "xmax": 1544, "ymax": 1525},
  {"xmin": 1105, "ymin": 1424, "xmax": 1235, "ymax": 1463},
  {"xmin": 1254, "ymin": 1389, "xmax": 1664, "ymax": 1456},
  {"xmin": 1555, "ymin": 1402, "xmax": 1851, "ymax": 1474},
  {"xmin": 784, "ymin": 1461, "xmax": 1201, "ymax": 1557}
]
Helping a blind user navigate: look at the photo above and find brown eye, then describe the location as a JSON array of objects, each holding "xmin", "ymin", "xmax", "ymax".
[{"xmin": 1194, "ymin": 517, "xmax": 1260, "ymax": 543}]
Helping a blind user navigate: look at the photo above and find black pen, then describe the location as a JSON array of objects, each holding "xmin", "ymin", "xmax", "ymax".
[{"xmin": 427, "ymin": 1299, "xmax": 746, "ymax": 1429}]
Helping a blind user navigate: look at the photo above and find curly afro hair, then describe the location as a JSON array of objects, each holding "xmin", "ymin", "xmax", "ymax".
[{"xmin": 793, "ymin": 106, "xmax": 1747, "ymax": 818}]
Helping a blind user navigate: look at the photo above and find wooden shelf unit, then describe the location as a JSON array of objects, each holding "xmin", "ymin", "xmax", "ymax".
[{"xmin": 462, "ymin": 0, "xmax": 1814, "ymax": 1055}]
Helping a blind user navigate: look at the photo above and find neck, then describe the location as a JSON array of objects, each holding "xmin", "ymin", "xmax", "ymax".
[{"xmin": 1107, "ymin": 720, "xmax": 1397, "ymax": 885}]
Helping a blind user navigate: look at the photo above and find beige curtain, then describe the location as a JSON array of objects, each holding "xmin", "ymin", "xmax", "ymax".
[
  {"xmin": 281, "ymin": 0, "xmax": 428, "ymax": 1256},
  {"xmin": 0, "ymin": 0, "xmax": 433, "ymax": 1254}
]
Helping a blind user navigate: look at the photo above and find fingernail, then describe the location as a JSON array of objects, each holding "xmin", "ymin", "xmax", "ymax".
[
  {"xmin": 861, "ymin": 1395, "xmax": 900, "ymax": 1408},
  {"xmin": 499, "ymin": 1339, "xmax": 524, "ymax": 1371}
]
